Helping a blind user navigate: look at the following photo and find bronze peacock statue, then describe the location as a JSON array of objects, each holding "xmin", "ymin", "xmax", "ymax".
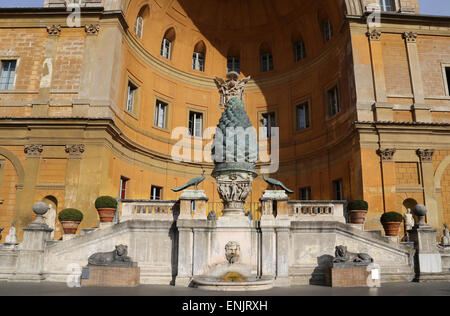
[
  {"xmin": 262, "ymin": 174, "xmax": 294, "ymax": 194},
  {"xmin": 172, "ymin": 170, "xmax": 206, "ymax": 192}
]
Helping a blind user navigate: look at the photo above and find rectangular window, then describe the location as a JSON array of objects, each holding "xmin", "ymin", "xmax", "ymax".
[
  {"xmin": 227, "ymin": 56, "xmax": 240, "ymax": 73},
  {"xmin": 151, "ymin": 185, "xmax": 163, "ymax": 200},
  {"xmin": 135, "ymin": 16, "xmax": 144, "ymax": 38},
  {"xmin": 119, "ymin": 176, "xmax": 129, "ymax": 200},
  {"xmin": 333, "ymin": 179, "xmax": 343, "ymax": 200},
  {"xmin": 192, "ymin": 52, "xmax": 205, "ymax": 72},
  {"xmin": 161, "ymin": 38, "xmax": 172, "ymax": 59},
  {"xmin": 261, "ymin": 53, "xmax": 273, "ymax": 72},
  {"xmin": 296, "ymin": 102, "xmax": 310, "ymax": 130},
  {"xmin": 379, "ymin": 0, "xmax": 396, "ymax": 11},
  {"xmin": 189, "ymin": 111, "xmax": 203, "ymax": 137},
  {"xmin": 126, "ymin": 81, "xmax": 138, "ymax": 113},
  {"xmin": 299, "ymin": 187, "xmax": 312, "ymax": 200},
  {"xmin": 261, "ymin": 112, "xmax": 276, "ymax": 139},
  {"xmin": 323, "ymin": 20, "xmax": 333, "ymax": 43},
  {"xmin": 0, "ymin": 60, "xmax": 17, "ymax": 90},
  {"xmin": 294, "ymin": 41, "xmax": 306, "ymax": 62},
  {"xmin": 327, "ymin": 85, "xmax": 340, "ymax": 117},
  {"xmin": 445, "ymin": 67, "xmax": 450, "ymax": 96},
  {"xmin": 155, "ymin": 100, "xmax": 168, "ymax": 129}
]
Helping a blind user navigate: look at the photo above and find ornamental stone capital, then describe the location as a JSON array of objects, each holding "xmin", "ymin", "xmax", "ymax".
[
  {"xmin": 85, "ymin": 24, "xmax": 100, "ymax": 35},
  {"xmin": 416, "ymin": 149, "xmax": 434, "ymax": 162},
  {"xmin": 46, "ymin": 25, "xmax": 61, "ymax": 36},
  {"xmin": 377, "ymin": 148, "xmax": 396, "ymax": 162},
  {"xmin": 65, "ymin": 144, "xmax": 85, "ymax": 158},
  {"xmin": 403, "ymin": 32, "xmax": 418, "ymax": 43},
  {"xmin": 367, "ymin": 30, "xmax": 381, "ymax": 41},
  {"xmin": 24, "ymin": 145, "xmax": 43, "ymax": 158}
]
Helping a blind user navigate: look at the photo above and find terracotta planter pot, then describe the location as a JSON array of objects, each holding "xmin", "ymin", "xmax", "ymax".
[
  {"xmin": 61, "ymin": 221, "xmax": 80, "ymax": 235},
  {"xmin": 382, "ymin": 222, "xmax": 401, "ymax": 236},
  {"xmin": 97, "ymin": 208, "xmax": 116, "ymax": 223},
  {"xmin": 348, "ymin": 210, "xmax": 368, "ymax": 224}
]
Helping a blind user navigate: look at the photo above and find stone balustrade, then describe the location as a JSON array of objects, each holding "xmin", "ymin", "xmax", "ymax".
[
  {"xmin": 288, "ymin": 201, "xmax": 346, "ymax": 223},
  {"xmin": 120, "ymin": 200, "xmax": 179, "ymax": 222}
]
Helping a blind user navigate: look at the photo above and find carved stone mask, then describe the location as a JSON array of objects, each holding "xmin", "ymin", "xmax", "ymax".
[{"xmin": 225, "ymin": 241, "xmax": 240, "ymax": 264}]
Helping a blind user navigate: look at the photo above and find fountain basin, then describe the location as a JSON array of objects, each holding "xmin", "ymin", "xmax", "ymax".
[{"xmin": 192, "ymin": 276, "xmax": 274, "ymax": 291}]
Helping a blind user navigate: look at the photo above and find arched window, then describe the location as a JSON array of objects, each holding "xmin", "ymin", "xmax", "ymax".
[
  {"xmin": 260, "ymin": 43, "xmax": 273, "ymax": 72},
  {"xmin": 134, "ymin": 6, "xmax": 149, "ymax": 39},
  {"xmin": 227, "ymin": 46, "xmax": 240, "ymax": 73},
  {"xmin": 192, "ymin": 41, "xmax": 206, "ymax": 72},
  {"xmin": 292, "ymin": 32, "xmax": 306, "ymax": 62},
  {"xmin": 161, "ymin": 28, "xmax": 175, "ymax": 60}
]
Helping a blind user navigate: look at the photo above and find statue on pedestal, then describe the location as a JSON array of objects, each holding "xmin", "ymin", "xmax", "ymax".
[{"xmin": 441, "ymin": 224, "xmax": 450, "ymax": 247}]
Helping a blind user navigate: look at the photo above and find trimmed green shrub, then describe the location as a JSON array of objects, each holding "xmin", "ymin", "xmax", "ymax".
[
  {"xmin": 380, "ymin": 211, "xmax": 403, "ymax": 223},
  {"xmin": 348, "ymin": 200, "xmax": 369, "ymax": 211},
  {"xmin": 95, "ymin": 196, "xmax": 118, "ymax": 209},
  {"xmin": 58, "ymin": 208, "xmax": 83, "ymax": 222}
]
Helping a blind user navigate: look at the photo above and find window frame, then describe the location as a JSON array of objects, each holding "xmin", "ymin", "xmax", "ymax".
[
  {"xmin": 134, "ymin": 15, "xmax": 144, "ymax": 39},
  {"xmin": 192, "ymin": 52, "xmax": 205, "ymax": 72},
  {"xmin": 161, "ymin": 38, "xmax": 172, "ymax": 60},
  {"xmin": 227, "ymin": 56, "xmax": 240, "ymax": 73},
  {"xmin": 153, "ymin": 96, "xmax": 171, "ymax": 132},
  {"xmin": 188, "ymin": 110, "xmax": 204, "ymax": 138},
  {"xmin": 332, "ymin": 179, "xmax": 344, "ymax": 200},
  {"xmin": 441, "ymin": 63, "xmax": 450, "ymax": 96},
  {"xmin": 0, "ymin": 58, "xmax": 18, "ymax": 91},
  {"xmin": 260, "ymin": 53, "xmax": 274, "ymax": 72},
  {"xmin": 294, "ymin": 41, "xmax": 306, "ymax": 62},
  {"xmin": 378, "ymin": 0, "xmax": 396, "ymax": 12},
  {"xmin": 299, "ymin": 187, "xmax": 312, "ymax": 200},
  {"xmin": 295, "ymin": 100, "xmax": 311, "ymax": 132},
  {"xmin": 119, "ymin": 176, "xmax": 130, "ymax": 200},
  {"xmin": 124, "ymin": 75, "xmax": 141, "ymax": 119},
  {"xmin": 322, "ymin": 20, "xmax": 333, "ymax": 43},
  {"xmin": 258, "ymin": 110, "xmax": 277, "ymax": 139},
  {"xmin": 150, "ymin": 185, "xmax": 163, "ymax": 200},
  {"xmin": 325, "ymin": 83, "xmax": 341, "ymax": 119}
]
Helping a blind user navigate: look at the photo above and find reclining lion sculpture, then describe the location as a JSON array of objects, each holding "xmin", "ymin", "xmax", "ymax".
[
  {"xmin": 333, "ymin": 245, "xmax": 373, "ymax": 266},
  {"xmin": 88, "ymin": 245, "xmax": 136, "ymax": 268}
]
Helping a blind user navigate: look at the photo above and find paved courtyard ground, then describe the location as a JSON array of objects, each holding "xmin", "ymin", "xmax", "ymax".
[{"xmin": 0, "ymin": 281, "xmax": 449, "ymax": 296}]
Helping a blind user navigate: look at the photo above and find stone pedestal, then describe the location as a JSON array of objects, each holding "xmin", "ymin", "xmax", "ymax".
[
  {"xmin": 179, "ymin": 190, "xmax": 208, "ymax": 219},
  {"xmin": 260, "ymin": 190, "xmax": 289, "ymax": 219},
  {"xmin": 326, "ymin": 266, "xmax": 380, "ymax": 288},
  {"xmin": 410, "ymin": 225, "xmax": 442, "ymax": 278},
  {"xmin": 260, "ymin": 190, "xmax": 291, "ymax": 285},
  {"xmin": 81, "ymin": 266, "xmax": 140, "ymax": 287},
  {"xmin": 10, "ymin": 223, "xmax": 52, "ymax": 282}
]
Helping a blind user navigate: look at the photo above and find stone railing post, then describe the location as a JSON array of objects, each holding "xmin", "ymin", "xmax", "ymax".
[
  {"xmin": 409, "ymin": 204, "xmax": 442, "ymax": 282},
  {"xmin": 10, "ymin": 203, "xmax": 53, "ymax": 282},
  {"xmin": 179, "ymin": 190, "xmax": 208, "ymax": 219},
  {"xmin": 260, "ymin": 190, "xmax": 291, "ymax": 284}
]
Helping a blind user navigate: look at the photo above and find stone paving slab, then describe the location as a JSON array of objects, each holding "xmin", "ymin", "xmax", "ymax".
[{"xmin": 0, "ymin": 281, "xmax": 449, "ymax": 296}]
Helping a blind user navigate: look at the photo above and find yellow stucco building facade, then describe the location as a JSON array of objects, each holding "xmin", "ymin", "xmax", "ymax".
[{"xmin": 0, "ymin": 0, "xmax": 449, "ymax": 241}]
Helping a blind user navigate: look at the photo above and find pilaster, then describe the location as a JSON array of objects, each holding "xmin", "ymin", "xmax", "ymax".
[
  {"xmin": 64, "ymin": 144, "xmax": 85, "ymax": 209},
  {"xmin": 403, "ymin": 32, "xmax": 431, "ymax": 123},
  {"xmin": 367, "ymin": 30, "xmax": 392, "ymax": 121}
]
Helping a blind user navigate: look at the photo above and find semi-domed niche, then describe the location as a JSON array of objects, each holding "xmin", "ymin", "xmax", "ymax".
[{"xmin": 125, "ymin": 0, "xmax": 345, "ymax": 80}]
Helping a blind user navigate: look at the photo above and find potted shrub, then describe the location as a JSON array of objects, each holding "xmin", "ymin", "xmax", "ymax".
[
  {"xmin": 381, "ymin": 212, "xmax": 403, "ymax": 236},
  {"xmin": 347, "ymin": 200, "xmax": 369, "ymax": 224},
  {"xmin": 58, "ymin": 208, "xmax": 83, "ymax": 235},
  {"xmin": 95, "ymin": 196, "xmax": 118, "ymax": 223}
]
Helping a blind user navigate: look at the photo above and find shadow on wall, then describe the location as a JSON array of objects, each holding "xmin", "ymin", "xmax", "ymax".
[{"xmin": 310, "ymin": 254, "xmax": 334, "ymax": 285}]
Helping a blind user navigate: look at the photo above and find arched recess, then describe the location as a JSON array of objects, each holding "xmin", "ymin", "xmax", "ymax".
[
  {"xmin": 161, "ymin": 27, "xmax": 176, "ymax": 60},
  {"xmin": 41, "ymin": 195, "xmax": 58, "ymax": 240},
  {"xmin": 434, "ymin": 155, "xmax": 450, "ymax": 190},
  {"xmin": 192, "ymin": 40, "xmax": 206, "ymax": 72},
  {"xmin": 134, "ymin": 5, "xmax": 150, "ymax": 39},
  {"xmin": 435, "ymin": 155, "xmax": 450, "ymax": 225},
  {"xmin": 0, "ymin": 147, "xmax": 24, "ymax": 187}
]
